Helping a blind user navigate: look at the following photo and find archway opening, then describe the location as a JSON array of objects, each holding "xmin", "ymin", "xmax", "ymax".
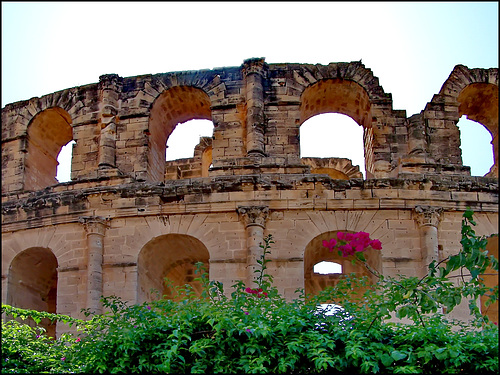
[
  {"xmin": 166, "ymin": 119, "xmax": 214, "ymax": 161},
  {"xmin": 304, "ymin": 231, "xmax": 381, "ymax": 301},
  {"xmin": 56, "ymin": 140, "xmax": 75, "ymax": 183},
  {"xmin": 137, "ymin": 234, "xmax": 210, "ymax": 303},
  {"xmin": 148, "ymin": 86, "xmax": 212, "ymax": 183},
  {"xmin": 300, "ymin": 113, "xmax": 365, "ymax": 178},
  {"xmin": 457, "ymin": 82, "xmax": 498, "ymax": 177},
  {"xmin": 7, "ymin": 247, "xmax": 58, "ymax": 338},
  {"xmin": 25, "ymin": 107, "xmax": 73, "ymax": 191},
  {"xmin": 457, "ymin": 115, "xmax": 494, "ymax": 176},
  {"xmin": 299, "ymin": 79, "xmax": 373, "ymax": 179}
]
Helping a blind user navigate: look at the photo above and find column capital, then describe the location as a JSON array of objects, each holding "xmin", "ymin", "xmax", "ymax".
[
  {"xmin": 241, "ymin": 57, "xmax": 267, "ymax": 77},
  {"xmin": 237, "ymin": 206, "xmax": 269, "ymax": 228},
  {"xmin": 414, "ymin": 205, "xmax": 443, "ymax": 227},
  {"xmin": 79, "ymin": 216, "xmax": 110, "ymax": 236},
  {"xmin": 98, "ymin": 73, "xmax": 123, "ymax": 90}
]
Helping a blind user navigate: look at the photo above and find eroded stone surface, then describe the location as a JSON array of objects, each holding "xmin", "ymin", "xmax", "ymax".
[{"xmin": 2, "ymin": 58, "xmax": 498, "ymax": 334}]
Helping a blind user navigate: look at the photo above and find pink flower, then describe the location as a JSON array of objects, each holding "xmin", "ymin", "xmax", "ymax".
[
  {"xmin": 246, "ymin": 328, "xmax": 252, "ymax": 333},
  {"xmin": 244, "ymin": 311, "xmax": 249, "ymax": 315},
  {"xmin": 322, "ymin": 238, "xmax": 337, "ymax": 252},
  {"xmin": 147, "ymin": 306, "xmax": 151, "ymax": 310},
  {"xmin": 245, "ymin": 287, "xmax": 253, "ymax": 293},
  {"xmin": 351, "ymin": 240, "xmax": 366, "ymax": 252},
  {"xmin": 76, "ymin": 337, "xmax": 81, "ymax": 342},
  {"xmin": 61, "ymin": 357, "xmax": 66, "ymax": 361},
  {"xmin": 369, "ymin": 239, "xmax": 382, "ymax": 250},
  {"xmin": 337, "ymin": 232, "xmax": 345, "ymax": 241},
  {"xmin": 339, "ymin": 244, "xmax": 354, "ymax": 257},
  {"xmin": 344, "ymin": 233, "xmax": 355, "ymax": 241},
  {"xmin": 355, "ymin": 231, "xmax": 370, "ymax": 240}
]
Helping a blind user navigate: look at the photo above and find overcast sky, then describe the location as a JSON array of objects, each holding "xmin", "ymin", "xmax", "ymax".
[{"xmin": 2, "ymin": 2, "xmax": 498, "ymax": 180}]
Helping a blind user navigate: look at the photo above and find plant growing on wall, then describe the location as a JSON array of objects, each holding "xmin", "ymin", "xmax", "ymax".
[{"xmin": 1, "ymin": 209, "xmax": 498, "ymax": 373}]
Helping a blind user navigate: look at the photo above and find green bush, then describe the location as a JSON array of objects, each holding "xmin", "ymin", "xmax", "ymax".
[{"xmin": 1, "ymin": 208, "xmax": 498, "ymax": 373}]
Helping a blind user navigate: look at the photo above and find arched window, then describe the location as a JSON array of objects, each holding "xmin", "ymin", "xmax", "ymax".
[
  {"xmin": 457, "ymin": 115, "xmax": 494, "ymax": 176},
  {"xmin": 24, "ymin": 107, "xmax": 73, "ymax": 191},
  {"xmin": 304, "ymin": 231, "xmax": 381, "ymax": 299},
  {"xmin": 457, "ymin": 82, "xmax": 498, "ymax": 177},
  {"xmin": 300, "ymin": 113, "xmax": 365, "ymax": 178},
  {"xmin": 299, "ymin": 79, "xmax": 373, "ymax": 179},
  {"xmin": 137, "ymin": 234, "xmax": 210, "ymax": 303},
  {"xmin": 7, "ymin": 247, "xmax": 58, "ymax": 337},
  {"xmin": 148, "ymin": 86, "xmax": 212, "ymax": 183}
]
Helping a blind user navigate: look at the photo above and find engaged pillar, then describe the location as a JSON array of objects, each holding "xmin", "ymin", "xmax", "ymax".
[
  {"xmin": 414, "ymin": 206, "xmax": 443, "ymax": 273},
  {"xmin": 79, "ymin": 216, "xmax": 109, "ymax": 314},
  {"xmin": 242, "ymin": 58, "xmax": 266, "ymax": 157},
  {"xmin": 237, "ymin": 206, "xmax": 269, "ymax": 286},
  {"xmin": 97, "ymin": 74, "xmax": 122, "ymax": 177}
]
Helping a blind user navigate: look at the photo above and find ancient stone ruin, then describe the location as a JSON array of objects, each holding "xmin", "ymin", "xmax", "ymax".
[{"xmin": 2, "ymin": 58, "xmax": 498, "ymax": 336}]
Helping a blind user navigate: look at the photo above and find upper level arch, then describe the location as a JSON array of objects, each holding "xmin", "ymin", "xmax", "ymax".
[
  {"xmin": 299, "ymin": 79, "xmax": 373, "ymax": 177},
  {"xmin": 24, "ymin": 107, "xmax": 73, "ymax": 191},
  {"xmin": 427, "ymin": 65, "xmax": 499, "ymax": 176},
  {"xmin": 147, "ymin": 86, "xmax": 213, "ymax": 182},
  {"xmin": 290, "ymin": 62, "xmax": 392, "ymax": 104},
  {"xmin": 300, "ymin": 78, "xmax": 372, "ymax": 127},
  {"xmin": 457, "ymin": 83, "xmax": 498, "ymax": 176}
]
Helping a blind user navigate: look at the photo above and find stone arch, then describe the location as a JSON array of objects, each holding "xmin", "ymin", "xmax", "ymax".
[
  {"xmin": 137, "ymin": 233, "xmax": 210, "ymax": 303},
  {"xmin": 457, "ymin": 83, "xmax": 498, "ymax": 176},
  {"xmin": 292, "ymin": 62, "xmax": 391, "ymax": 102},
  {"xmin": 148, "ymin": 86, "xmax": 213, "ymax": 182},
  {"xmin": 24, "ymin": 107, "xmax": 73, "ymax": 191},
  {"xmin": 304, "ymin": 231, "xmax": 382, "ymax": 300},
  {"xmin": 299, "ymin": 79, "xmax": 373, "ymax": 176},
  {"xmin": 7, "ymin": 247, "xmax": 58, "ymax": 337},
  {"xmin": 434, "ymin": 65, "xmax": 499, "ymax": 176}
]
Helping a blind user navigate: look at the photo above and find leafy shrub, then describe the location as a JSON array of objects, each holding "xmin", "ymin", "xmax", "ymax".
[{"xmin": 1, "ymin": 209, "xmax": 498, "ymax": 373}]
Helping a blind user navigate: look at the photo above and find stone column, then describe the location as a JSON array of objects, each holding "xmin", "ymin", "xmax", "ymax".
[
  {"xmin": 414, "ymin": 206, "xmax": 443, "ymax": 270},
  {"xmin": 237, "ymin": 206, "xmax": 269, "ymax": 286},
  {"xmin": 242, "ymin": 58, "xmax": 266, "ymax": 157},
  {"xmin": 79, "ymin": 216, "xmax": 109, "ymax": 314},
  {"xmin": 97, "ymin": 74, "xmax": 122, "ymax": 177}
]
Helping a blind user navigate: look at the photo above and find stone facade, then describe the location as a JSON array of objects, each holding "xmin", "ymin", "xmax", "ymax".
[{"xmin": 2, "ymin": 58, "xmax": 498, "ymax": 335}]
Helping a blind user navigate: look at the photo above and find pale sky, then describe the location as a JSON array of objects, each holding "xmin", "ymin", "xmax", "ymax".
[{"xmin": 2, "ymin": 2, "xmax": 498, "ymax": 181}]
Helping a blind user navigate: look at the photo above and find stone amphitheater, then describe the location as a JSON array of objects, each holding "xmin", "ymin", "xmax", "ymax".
[{"xmin": 1, "ymin": 58, "xmax": 498, "ymax": 336}]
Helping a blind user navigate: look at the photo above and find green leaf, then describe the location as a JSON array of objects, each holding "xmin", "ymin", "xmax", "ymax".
[
  {"xmin": 434, "ymin": 347, "xmax": 448, "ymax": 360},
  {"xmin": 391, "ymin": 350, "xmax": 407, "ymax": 361},
  {"xmin": 381, "ymin": 353, "xmax": 394, "ymax": 367}
]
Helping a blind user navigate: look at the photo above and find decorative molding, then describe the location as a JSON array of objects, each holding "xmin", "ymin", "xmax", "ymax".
[
  {"xmin": 237, "ymin": 206, "xmax": 269, "ymax": 228},
  {"xmin": 414, "ymin": 205, "xmax": 443, "ymax": 227},
  {"xmin": 79, "ymin": 216, "xmax": 110, "ymax": 236}
]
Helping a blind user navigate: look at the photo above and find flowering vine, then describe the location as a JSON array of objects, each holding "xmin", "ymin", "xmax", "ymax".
[{"xmin": 322, "ymin": 231, "xmax": 382, "ymax": 278}]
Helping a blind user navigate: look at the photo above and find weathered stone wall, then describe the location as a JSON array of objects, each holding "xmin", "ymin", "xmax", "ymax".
[{"xmin": 2, "ymin": 58, "xmax": 498, "ymax": 335}]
